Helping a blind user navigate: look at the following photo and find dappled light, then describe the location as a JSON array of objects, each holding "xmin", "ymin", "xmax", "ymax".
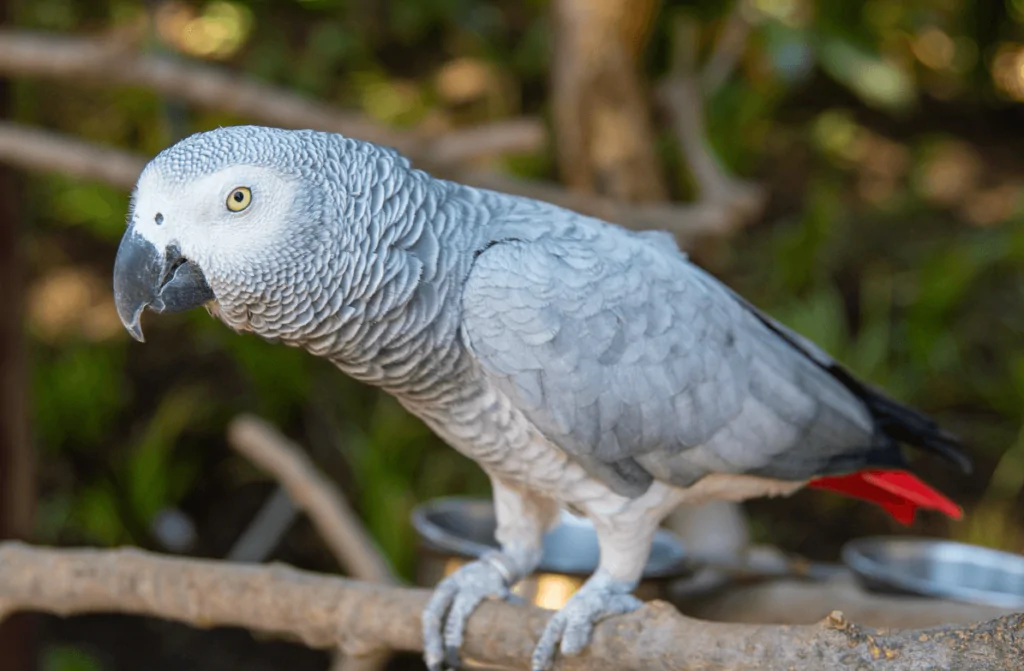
[
  {"xmin": 27, "ymin": 267, "xmax": 123, "ymax": 344},
  {"xmin": 155, "ymin": 0, "xmax": 253, "ymax": 61},
  {"xmin": 913, "ymin": 27, "xmax": 957, "ymax": 71},
  {"xmin": 0, "ymin": 0, "xmax": 1021, "ymax": 669}
]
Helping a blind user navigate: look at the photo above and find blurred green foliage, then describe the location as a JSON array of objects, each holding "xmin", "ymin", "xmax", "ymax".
[
  {"xmin": 10, "ymin": 0, "xmax": 1024, "ymax": 597},
  {"xmin": 41, "ymin": 645, "xmax": 104, "ymax": 671}
]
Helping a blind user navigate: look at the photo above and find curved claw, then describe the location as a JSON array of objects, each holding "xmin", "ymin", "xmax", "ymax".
[
  {"xmin": 422, "ymin": 554, "xmax": 511, "ymax": 671},
  {"xmin": 530, "ymin": 574, "xmax": 642, "ymax": 671}
]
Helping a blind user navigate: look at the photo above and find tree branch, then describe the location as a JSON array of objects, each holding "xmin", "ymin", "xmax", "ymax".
[
  {"xmin": 0, "ymin": 542, "xmax": 1021, "ymax": 671},
  {"xmin": 227, "ymin": 415, "xmax": 394, "ymax": 671},
  {"xmin": 225, "ymin": 484, "xmax": 300, "ymax": 564},
  {"xmin": 0, "ymin": 28, "xmax": 544, "ymax": 165},
  {"xmin": 0, "ymin": 28, "xmax": 766, "ymax": 244},
  {"xmin": 226, "ymin": 414, "xmax": 396, "ymax": 585},
  {"xmin": 700, "ymin": 4, "xmax": 753, "ymax": 96},
  {"xmin": 0, "ymin": 120, "xmax": 733, "ymax": 245},
  {"xmin": 654, "ymin": 14, "xmax": 766, "ymax": 239},
  {"xmin": 0, "ymin": 121, "xmax": 145, "ymax": 189},
  {"xmin": 421, "ymin": 116, "xmax": 547, "ymax": 168}
]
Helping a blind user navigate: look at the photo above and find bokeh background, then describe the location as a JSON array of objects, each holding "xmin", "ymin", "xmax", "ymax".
[{"xmin": 0, "ymin": 0, "xmax": 1022, "ymax": 669}]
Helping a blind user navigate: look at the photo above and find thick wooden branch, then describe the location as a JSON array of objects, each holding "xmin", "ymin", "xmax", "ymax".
[{"xmin": 0, "ymin": 542, "xmax": 1021, "ymax": 671}]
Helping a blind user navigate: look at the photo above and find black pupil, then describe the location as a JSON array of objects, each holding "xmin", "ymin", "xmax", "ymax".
[{"xmin": 233, "ymin": 190, "xmax": 245, "ymax": 202}]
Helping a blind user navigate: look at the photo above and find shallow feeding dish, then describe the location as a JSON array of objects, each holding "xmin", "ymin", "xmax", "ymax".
[
  {"xmin": 412, "ymin": 496, "xmax": 691, "ymax": 609},
  {"xmin": 842, "ymin": 536, "xmax": 1024, "ymax": 609}
]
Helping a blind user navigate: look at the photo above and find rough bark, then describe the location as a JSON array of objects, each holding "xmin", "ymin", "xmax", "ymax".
[{"xmin": 0, "ymin": 543, "xmax": 1021, "ymax": 671}]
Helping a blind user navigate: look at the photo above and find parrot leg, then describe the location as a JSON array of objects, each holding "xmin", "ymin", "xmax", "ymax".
[
  {"xmin": 422, "ymin": 550, "xmax": 515, "ymax": 671},
  {"xmin": 529, "ymin": 513, "xmax": 657, "ymax": 671},
  {"xmin": 422, "ymin": 478, "xmax": 558, "ymax": 671},
  {"xmin": 530, "ymin": 570, "xmax": 642, "ymax": 671}
]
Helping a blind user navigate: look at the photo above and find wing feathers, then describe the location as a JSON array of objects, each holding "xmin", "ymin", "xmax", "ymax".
[{"xmin": 461, "ymin": 224, "xmax": 914, "ymax": 496}]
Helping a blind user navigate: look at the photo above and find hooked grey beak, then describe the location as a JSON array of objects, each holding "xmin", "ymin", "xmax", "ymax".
[{"xmin": 113, "ymin": 224, "xmax": 215, "ymax": 342}]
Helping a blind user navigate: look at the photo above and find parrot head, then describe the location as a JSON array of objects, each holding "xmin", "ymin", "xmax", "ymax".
[{"xmin": 112, "ymin": 125, "xmax": 409, "ymax": 344}]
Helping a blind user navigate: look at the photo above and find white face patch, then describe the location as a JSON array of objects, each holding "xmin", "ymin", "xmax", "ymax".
[{"xmin": 129, "ymin": 163, "xmax": 302, "ymax": 276}]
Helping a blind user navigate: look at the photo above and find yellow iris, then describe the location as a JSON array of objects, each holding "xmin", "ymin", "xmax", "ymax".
[{"xmin": 226, "ymin": 186, "xmax": 252, "ymax": 212}]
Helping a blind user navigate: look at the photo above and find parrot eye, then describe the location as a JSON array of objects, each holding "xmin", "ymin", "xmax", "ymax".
[{"xmin": 226, "ymin": 186, "xmax": 252, "ymax": 212}]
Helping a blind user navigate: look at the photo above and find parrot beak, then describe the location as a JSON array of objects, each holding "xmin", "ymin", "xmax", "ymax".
[{"xmin": 113, "ymin": 223, "xmax": 215, "ymax": 342}]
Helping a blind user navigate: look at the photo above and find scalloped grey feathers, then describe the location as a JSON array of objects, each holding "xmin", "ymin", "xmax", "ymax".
[{"xmin": 460, "ymin": 220, "xmax": 884, "ymax": 497}]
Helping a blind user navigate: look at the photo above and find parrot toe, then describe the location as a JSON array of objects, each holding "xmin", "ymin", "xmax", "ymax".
[
  {"xmin": 530, "ymin": 573, "xmax": 642, "ymax": 671},
  {"xmin": 422, "ymin": 553, "xmax": 512, "ymax": 671}
]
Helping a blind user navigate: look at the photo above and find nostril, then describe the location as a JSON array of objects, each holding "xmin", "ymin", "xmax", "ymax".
[{"xmin": 155, "ymin": 213, "xmax": 164, "ymax": 226}]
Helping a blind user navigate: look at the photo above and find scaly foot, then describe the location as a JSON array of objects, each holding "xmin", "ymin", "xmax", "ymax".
[
  {"xmin": 531, "ymin": 571, "xmax": 642, "ymax": 671},
  {"xmin": 422, "ymin": 552, "xmax": 515, "ymax": 670}
]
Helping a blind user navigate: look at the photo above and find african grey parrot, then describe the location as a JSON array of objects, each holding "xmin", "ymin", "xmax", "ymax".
[{"xmin": 113, "ymin": 126, "xmax": 971, "ymax": 671}]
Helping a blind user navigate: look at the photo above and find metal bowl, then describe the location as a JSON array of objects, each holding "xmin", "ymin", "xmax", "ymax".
[
  {"xmin": 412, "ymin": 497, "xmax": 691, "ymax": 608},
  {"xmin": 842, "ymin": 536, "xmax": 1024, "ymax": 609}
]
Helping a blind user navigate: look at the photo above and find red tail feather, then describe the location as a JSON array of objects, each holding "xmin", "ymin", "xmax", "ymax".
[{"xmin": 808, "ymin": 469, "xmax": 962, "ymax": 525}]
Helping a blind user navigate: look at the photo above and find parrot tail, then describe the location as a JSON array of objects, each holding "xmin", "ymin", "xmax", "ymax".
[
  {"xmin": 809, "ymin": 370, "xmax": 970, "ymax": 525},
  {"xmin": 853, "ymin": 382, "xmax": 973, "ymax": 474},
  {"xmin": 808, "ymin": 469, "xmax": 963, "ymax": 525},
  {"xmin": 814, "ymin": 357, "xmax": 973, "ymax": 474}
]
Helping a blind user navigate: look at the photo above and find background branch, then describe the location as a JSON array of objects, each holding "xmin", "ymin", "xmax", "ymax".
[
  {"xmin": 225, "ymin": 485, "xmax": 300, "ymax": 564},
  {"xmin": 227, "ymin": 414, "xmax": 396, "ymax": 585},
  {"xmin": 0, "ymin": 28, "xmax": 542, "ymax": 165},
  {"xmin": 0, "ymin": 121, "xmax": 145, "ymax": 189},
  {"xmin": 0, "ymin": 119, "xmax": 738, "ymax": 246},
  {"xmin": 657, "ymin": 15, "xmax": 765, "ymax": 222},
  {"xmin": 0, "ymin": 543, "xmax": 1021, "ymax": 671},
  {"xmin": 228, "ymin": 415, "xmax": 397, "ymax": 671},
  {"xmin": 0, "ymin": 28, "xmax": 765, "ymax": 244},
  {"xmin": 700, "ymin": 4, "xmax": 754, "ymax": 95}
]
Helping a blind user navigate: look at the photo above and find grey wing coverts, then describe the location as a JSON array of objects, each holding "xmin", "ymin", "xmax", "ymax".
[{"xmin": 461, "ymin": 220, "xmax": 882, "ymax": 497}]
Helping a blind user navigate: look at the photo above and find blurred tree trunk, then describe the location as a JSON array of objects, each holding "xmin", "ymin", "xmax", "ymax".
[
  {"xmin": 0, "ymin": 0, "xmax": 37, "ymax": 668},
  {"xmin": 551, "ymin": 0, "xmax": 667, "ymax": 202}
]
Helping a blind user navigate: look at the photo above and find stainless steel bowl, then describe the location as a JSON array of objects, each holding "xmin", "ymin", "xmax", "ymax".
[
  {"xmin": 412, "ymin": 497, "xmax": 691, "ymax": 608},
  {"xmin": 842, "ymin": 536, "xmax": 1024, "ymax": 609}
]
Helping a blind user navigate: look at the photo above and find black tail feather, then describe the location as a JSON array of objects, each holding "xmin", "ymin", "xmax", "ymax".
[{"xmin": 827, "ymin": 364, "xmax": 974, "ymax": 474}]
